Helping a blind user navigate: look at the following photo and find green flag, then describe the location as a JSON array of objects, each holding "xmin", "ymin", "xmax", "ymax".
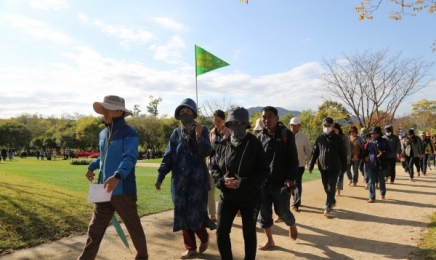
[{"xmin": 195, "ymin": 45, "xmax": 229, "ymax": 77}]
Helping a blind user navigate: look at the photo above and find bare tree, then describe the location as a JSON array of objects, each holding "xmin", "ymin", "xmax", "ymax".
[
  {"xmin": 319, "ymin": 49, "xmax": 434, "ymax": 129},
  {"xmin": 200, "ymin": 98, "xmax": 237, "ymax": 118}
]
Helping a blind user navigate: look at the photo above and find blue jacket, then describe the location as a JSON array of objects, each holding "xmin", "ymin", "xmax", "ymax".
[
  {"xmin": 358, "ymin": 137, "xmax": 391, "ymax": 170},
  {"xmin": 88, "ymin": 118, "xmax": 138, "ymax": 196}
]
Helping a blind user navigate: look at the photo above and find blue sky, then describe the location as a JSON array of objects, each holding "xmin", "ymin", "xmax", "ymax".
[{"xmin": 0, "ymin": 0, "xmax": 434, "ymax": 119}]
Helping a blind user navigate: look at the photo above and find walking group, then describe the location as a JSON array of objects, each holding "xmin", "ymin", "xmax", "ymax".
[{"xmin": 79, "ymin": 94, "xmax": 433, "ymax": 260}]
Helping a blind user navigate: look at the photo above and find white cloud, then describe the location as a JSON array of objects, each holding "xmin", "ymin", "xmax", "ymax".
[
  {"xmin": 149, "ymin": 35, "xmax": 186, "ymax": 64},
  {"xmin": 93, "ymin": 20, "xmax": 154, "ymax": 48},
  {"xmin": 5, "ymin": 14, "xmax": 71, "ymax": 44},
  {"xmin": 152, "ymin": 17, "xmax": 186, "ymax": 31},
  {"xmin": 77, "ymin": 14, "xmax": 88, "ymax": 23},
  {"xmin": 29, "ymin": 0, "xmax": 68, "ymax": 10}
]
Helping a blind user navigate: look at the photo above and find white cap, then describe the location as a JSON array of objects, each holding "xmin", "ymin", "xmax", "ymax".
[
  {"xmin": 253, "ymin": 118, "xmax": 264, "ymax": 131},
  {"xmin": 289, "ymin": 117, "xmax": 301, "ymax": 125}
]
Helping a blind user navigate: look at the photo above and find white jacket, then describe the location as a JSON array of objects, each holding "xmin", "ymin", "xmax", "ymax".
[{"xmin": 294, "ymin": 131, "xmax": 312, "ymax": 167}]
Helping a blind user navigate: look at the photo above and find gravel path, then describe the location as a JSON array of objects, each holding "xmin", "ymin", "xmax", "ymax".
[{"xmin": 2, "ymin": 165, "xmax": 435, "ymax": 260}]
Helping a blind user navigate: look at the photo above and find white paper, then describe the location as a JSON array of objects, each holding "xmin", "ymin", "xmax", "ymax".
[{"xmin": 87, "ymin": 184, "xmax": 112, "ymax": 203}]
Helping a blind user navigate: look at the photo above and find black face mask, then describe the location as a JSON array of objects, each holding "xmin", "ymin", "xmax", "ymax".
[{"xmin": 179, "ymin": 113, "xmax": 194, "ymax": 125}]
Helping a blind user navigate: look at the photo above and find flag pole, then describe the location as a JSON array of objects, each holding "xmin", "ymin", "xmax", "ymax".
[{"xmin": 195, "ymin": 45, "xmax": 198, "ymax": 106}]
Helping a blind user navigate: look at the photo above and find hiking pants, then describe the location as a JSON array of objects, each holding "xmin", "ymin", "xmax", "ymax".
[{"xmin": 78, "ymin": 194, "xmax": 148, "ymax": 260}]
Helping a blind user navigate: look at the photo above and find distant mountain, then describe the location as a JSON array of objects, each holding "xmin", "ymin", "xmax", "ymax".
[{"xmin": 247, "ymin": 107, "xmax": 301, "ymax": 117}]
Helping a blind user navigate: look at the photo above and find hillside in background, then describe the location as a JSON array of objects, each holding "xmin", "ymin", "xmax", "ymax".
[{"xmin": 247, "ymin": 106, "xmax": 301, "ymax": 117}]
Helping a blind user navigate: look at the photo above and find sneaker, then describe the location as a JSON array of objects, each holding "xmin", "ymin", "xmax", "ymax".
[
  {"xmin": 323, "ymin": 210, "xmax": 329, "ymax": 217},
  {"xmin": 381, "ymin": 196, "xmax": 385, "ymax": 200},
  {"xmin": 367, "ymin": 199, "xmax": 375, "ymax": 203},
  {"xmin": 291, "ymin": 206, "xmax": 299, "ymax": 212}
]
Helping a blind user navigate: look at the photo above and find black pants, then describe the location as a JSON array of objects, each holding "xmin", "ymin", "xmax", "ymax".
[
  {"xmin": 319, "ymin": 169, "xmax": 339, "ymax": 210},
  {"xmin": 216, "ymin": 196, "xmax": 260, "ymax": 260},
  {"xmin": 385, "ymin": 157, "xmax": 397, "ymax": 182},
  {"xmin": 292, "ymin": 167, "xmax": 305, "ymax": 208},
  {"xmin": 405, "ymin": 156, "xmax": 420, "ymax": 179}
]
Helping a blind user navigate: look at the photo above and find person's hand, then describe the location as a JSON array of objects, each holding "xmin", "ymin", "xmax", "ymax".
[
  {"xmin": 224, "ymin": 172, "xmax": 240, "ymax": 189},
  {"xmin": 352, "ymin": 155, "xmax": 358, "ymax": 161},
  {"xmin": 377, "ymin": 150, "xmax": 383, "ymax": 158},
  {"xmin": 104, "ymin": 176, "xmax": 119, "ymax": 193},
  {"xmin": 85, "ymin": 170, "xmax": 95, "ymax": 182},
  {"xmin": 155, "ymin": 181, "xmax": 162, "ymax": 190},
  {"xmin": 194, "ymin": 123, "xmax": 203, "ymax": 138},
  {"xmin": 284, "ymin": 179, "xmax": 295, "ymax": 187}
]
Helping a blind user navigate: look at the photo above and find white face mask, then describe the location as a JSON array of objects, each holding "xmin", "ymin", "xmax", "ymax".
[
  {"xmin": 386, "ymin": 132, "xmax": 392, "ymax": 136},
  {"xmin": 323, "ymin": 127, "xmax": 332, "ymax": 134}
]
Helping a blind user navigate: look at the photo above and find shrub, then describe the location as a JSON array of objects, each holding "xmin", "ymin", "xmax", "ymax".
[{"xmin": 70, "ymin": 159, "xmax": 93, "ymax": 165}]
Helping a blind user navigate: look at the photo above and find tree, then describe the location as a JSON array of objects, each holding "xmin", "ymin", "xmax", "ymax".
[
  {"xmin": 201, "ymin": 98, "xmax": 237, "ymax": 118},
  {"xmin": 132, "ymin": 104, "xmax": 142, "ymax": 117},
  {"xmin": 0, "ymin": 121, "xmax": 32, "ymax": 148},
  {"xmin": 319, "ymin": 49, "xmax": 434, "ymax": 129},
  {"xmin": 355, "ymin": 0, "xmax": 436, "ymax": 52},
  {"xmin": 310, "ymin": 101, "xmax": 352, "ymax": 138},
  {"xmin": 75, "ymin": 116, "xmax": 103, "ymax": 151},
  {"xmin": 411, "ymin": 99, "xmax": 436, "ymax": 132},
  {"xmin": 147, "ymin": 96, "xmax": 163, "ymax": 117},
  {"xmin": 355, "ymin": 0, "xmax": 436, "ymax": 21}
]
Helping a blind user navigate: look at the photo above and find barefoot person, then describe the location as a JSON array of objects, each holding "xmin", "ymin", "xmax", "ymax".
[
  {"xmin": 78, "ymin": 95, "xmax": 149, "ymax": 260},
  {"xmin": 155, "ymin": 98, "xmax": 212, "ymax": 259},
  {"xmin": 211, "ymin": 107, "xmax": 269, "ymax": 260},
  {"xmin": 258, "ymin": 106, "xmax": 299, "ymax": 250},
  {"xmin": 308, "ymin": 117, "xmax": 347, "ymax": 217}
]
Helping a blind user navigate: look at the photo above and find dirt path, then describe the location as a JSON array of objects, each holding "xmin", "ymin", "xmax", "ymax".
[{"xmin": 2, "ymin": 165, "xmax": 435, "ymax": 260}]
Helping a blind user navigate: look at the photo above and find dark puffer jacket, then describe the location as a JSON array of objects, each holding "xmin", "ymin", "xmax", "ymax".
[
  {"xmin": 211, "ymin": 133, "xmax": 269, "ymax": 202},
  {"xmin": 308, "ymin": 131, "xmax": 347, "ymax": 172}
]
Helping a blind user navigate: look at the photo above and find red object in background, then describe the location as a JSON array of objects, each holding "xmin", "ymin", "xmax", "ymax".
[{"xmin": 74, "ymin": 152, "xmax": 100, "ymax": 158}]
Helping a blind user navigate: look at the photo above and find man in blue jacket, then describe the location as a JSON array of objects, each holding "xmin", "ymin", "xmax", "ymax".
[{"xmin": 78, "ymin": 95, "xmax": 148, "ymax": 260}]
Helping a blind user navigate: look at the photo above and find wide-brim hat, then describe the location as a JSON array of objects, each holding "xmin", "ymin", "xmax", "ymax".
[
  {"xmin": 93, "ymin": 95, "xmax": 132, "ymax": 117},
  {"xmin": 174, "ymin": 98, "xmax": 198, "ymax": 120}
]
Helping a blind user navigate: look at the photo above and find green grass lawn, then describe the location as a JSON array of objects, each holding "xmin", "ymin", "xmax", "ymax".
[{"xmin": 0, "ymin": 158, "xmax": 321, "ymax": 251}]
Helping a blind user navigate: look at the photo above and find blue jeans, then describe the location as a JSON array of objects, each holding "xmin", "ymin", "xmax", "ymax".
[
  {"xmin": 259, "ymin": 184, "xmax": 295, "ymax": 229},
  {"xmin": 346, "ymin": 160, "xmax": 360, "ymax": 184},
  {"xmin": 367, "ymin": 167, "xmax": 386, "ymax": 200},
  {"xmin": 320, "ymin": 170, "xmax": 338, "ymax": 211}
]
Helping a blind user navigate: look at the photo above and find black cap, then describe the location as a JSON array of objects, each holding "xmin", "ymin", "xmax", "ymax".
[
  {"xmin": 407, "ymin": 129, "xmax": 415, "ymax": 135},
  {"xmin": 322, "ymin": 117, "xmax": 334, "ymax": 125},
  {"xmin": 369, "ymin": 126, "xmax": 383, "ymax": 135},
  {"xmin": 225, "ymin": 107, "xmax": 251, "ymax": 129}
]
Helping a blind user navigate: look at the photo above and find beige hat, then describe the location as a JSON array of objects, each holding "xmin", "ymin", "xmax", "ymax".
[
  {"xmin": 253, "ymin": 118, "xmax": 264, "ymax": 131},
  {"xmin": 93, "ymin": 95, "xmax": 133, "ymax": 117}
]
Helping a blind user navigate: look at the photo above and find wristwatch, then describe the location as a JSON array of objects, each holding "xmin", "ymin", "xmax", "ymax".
[{"xmin": 114, "ymin": 172, "xmax": 121, "ymax": 179}]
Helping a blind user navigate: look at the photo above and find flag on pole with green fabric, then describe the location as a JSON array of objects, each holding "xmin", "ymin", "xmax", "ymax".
[{"xmin": 195, "ymin": 45, "xmax": 229, "ymax": 76}]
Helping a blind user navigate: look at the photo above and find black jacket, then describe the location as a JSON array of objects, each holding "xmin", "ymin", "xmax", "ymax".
[
  {"xmin": 258, "ymin": 123, "xmax": 299, "ymax": 185},
  {"xmin": 211, "ymin": 133, "xmax": 269, "ymax": 202},
  {"xmin": 309, "ymin": 131, "xmax": 347, "ymax": 172}
]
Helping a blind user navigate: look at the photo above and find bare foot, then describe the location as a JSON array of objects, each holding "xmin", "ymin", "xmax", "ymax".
[
  {"xmin": 289, "ymin": 224, "xmax": 298, "ymax": 240},
  {"xmin": 180, "ymin": 250, "xmax": 196, "ymax": 259},
  {"xmin": 274, "ymin": 216, "xmax": 282, "ymax": 223},
  {"xmin": 258, "ymin": 240, "xmax": 275, "ymax": 250}
]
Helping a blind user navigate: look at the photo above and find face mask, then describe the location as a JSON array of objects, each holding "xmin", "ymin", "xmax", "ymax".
[
  {"xmin": 228, "ymin": 124, "xmax": 247, "ymax": 142},
  {"xmin": 179, "ymin": 113, "xmax": 194, "ymax": 125},
  {"xmin": 323, "ymin": 127, "xmax": 332, "ymax": 135},
  {"xmin": 386, "ymin": 132, "xmax": 392, "ymax": 136}
]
